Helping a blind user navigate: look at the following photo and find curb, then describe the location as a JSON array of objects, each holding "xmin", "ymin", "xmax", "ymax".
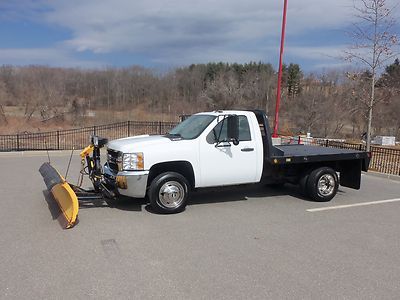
[
  {"xmin": 363, "ymin": 171, "xmax": 400, "ymax": 182},
  {"xmin": 0, "ymin": 150, "xmax": 81, "ymax": 157}
]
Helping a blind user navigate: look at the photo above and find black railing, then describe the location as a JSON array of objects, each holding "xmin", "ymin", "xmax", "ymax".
[
  {"xmin": 0, "ymin": 120, "xmax": 178, "ymax": 152},
  {"xmin": 1, "ymin": 125, "xmax": 399, "ymax": 176}
]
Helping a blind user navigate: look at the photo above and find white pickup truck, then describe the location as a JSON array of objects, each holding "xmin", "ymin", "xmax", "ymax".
[{"xmin": 103, "ymin": 110, "xmax": 370, "ymax": 213}]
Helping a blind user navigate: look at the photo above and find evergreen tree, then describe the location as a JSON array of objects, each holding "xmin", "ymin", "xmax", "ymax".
[
  {"xmin": 287, "ymin": 63, "xmax": 303, "ymax": 97},
  {"xmin": 380, "ymin": 59, "xmax": 400, "ymax": 88}
]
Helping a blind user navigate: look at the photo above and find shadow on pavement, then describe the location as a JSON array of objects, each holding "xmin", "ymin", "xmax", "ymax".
[
  {"xmin": 189, "ymin": 183, "xmax": 313, "ymax": 205},
  {"xmin": 111, "ymin": 196, "xmax": 144, "ymax": 212},
  {"xmin": 42, "ymin": 190, "xmax": 61, "ymax": 220},
  {"xmin": 42, "ymin": 190, "xmax": 76, "ymax": 229},
  {"xmin": 137, "ymin": 184, "xmax": 331, "ymax": 214},
  {"xmin": 43, "ymin": 183, "xmax": 339, "ymax": 219}
]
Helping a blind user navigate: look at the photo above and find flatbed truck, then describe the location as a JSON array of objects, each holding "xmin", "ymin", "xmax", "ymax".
[{"xmin": 103, "ymin": 110, "xmax": 370, "ymax": 213}]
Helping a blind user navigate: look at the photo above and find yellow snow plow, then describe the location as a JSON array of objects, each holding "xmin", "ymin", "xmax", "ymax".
[
  {"xmin": 39, "ymin": 136, "xmax": 115, "ymax": 229},
  {"xmin": 39, "ymin": 163, "xmax": 79, "ymax": 228}
]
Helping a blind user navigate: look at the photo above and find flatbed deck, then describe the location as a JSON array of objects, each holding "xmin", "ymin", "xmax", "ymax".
[
  {"xmin": 276, "ymin": 144, "xmax": 363, "ymax": 156},
  {"xmin": 270, "ymin": 144, "xmax": 369, "ymax": 165}
]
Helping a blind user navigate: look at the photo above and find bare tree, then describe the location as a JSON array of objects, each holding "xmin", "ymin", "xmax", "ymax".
[
  {"xmin": 344, "ymin": 0, "xmax": 399, "ymax": 150},
  {"xmin": 0, "ymin": 81, "xmax": 8, "ymax": 124}
]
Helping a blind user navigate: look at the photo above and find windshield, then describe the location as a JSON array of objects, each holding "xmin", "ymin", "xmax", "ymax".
[{"xmin": 169, "ymin": 115, "xmax": 216, "ymax": 139}]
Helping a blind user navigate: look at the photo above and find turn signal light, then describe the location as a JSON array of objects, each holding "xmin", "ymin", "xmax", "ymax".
[{"xmin": 116, "ymin": 176, "xmax": 128, "ymax": 189}]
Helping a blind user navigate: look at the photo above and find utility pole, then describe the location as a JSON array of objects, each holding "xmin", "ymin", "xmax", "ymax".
[{"xmin": 272, "ymin": 0, "xmax": 288, "ymax": 138}]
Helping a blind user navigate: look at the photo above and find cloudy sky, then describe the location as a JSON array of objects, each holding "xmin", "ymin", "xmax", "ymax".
[{"xmin": 0, "ymin": 0, "xmax": 398, "ymax": 71}]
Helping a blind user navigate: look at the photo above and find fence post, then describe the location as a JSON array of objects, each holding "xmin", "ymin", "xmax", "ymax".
[
  {"xmin": 16, "ymin": 134, "xmax": 20, "ymax": 151},
  {"xmin": 57, "ymin": 130, "xmax": 60, "ymax": 150},
  {"xmin": 128, "ymin": 121, "xmax": 130, "ymax": 136},
  {"xmin": 93, "ymin": 125, "xmax": 96, "ymax": 135},
  {"xmin": 159, "ymin": 121, "xmax": 162, "ymax": 135}
]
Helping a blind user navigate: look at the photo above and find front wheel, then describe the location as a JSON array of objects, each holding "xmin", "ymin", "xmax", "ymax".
[
  {"xmin": 148, "ymin": 172, "xmax": 190, "ymax": 214},
  {"xmin": 306, "ymin": 167, "xmax": 339, "ymax": 202}
]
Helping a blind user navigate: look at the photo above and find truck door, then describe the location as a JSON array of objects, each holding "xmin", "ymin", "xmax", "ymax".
[{"xmin": 199, "ymin": 115, "xmax": 258, "ymax": 187}]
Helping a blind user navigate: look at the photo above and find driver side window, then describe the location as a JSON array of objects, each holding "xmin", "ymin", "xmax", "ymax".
[{"xmin": 206, "ymin": 115, "xmax": 251, "ymax": 144}]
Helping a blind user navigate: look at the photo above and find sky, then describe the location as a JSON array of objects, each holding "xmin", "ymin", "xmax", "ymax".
[{"xmin": 0, "ymin": 0, "xmax": 399, "ymax": 71}]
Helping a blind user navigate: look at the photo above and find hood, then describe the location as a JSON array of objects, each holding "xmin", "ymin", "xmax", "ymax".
[{"xmin": 107, "ymin": 135, "xmax": 173, "ymax": 153}]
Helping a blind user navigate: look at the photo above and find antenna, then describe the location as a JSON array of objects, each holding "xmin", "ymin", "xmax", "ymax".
[
  {"xmin": 44, "ymin": 139, "xmax": 51, "ymax": 164},
  {"xmin": 41, "ymin": 129, "xmax": 51, "ymax": 164},
  {"xmin": 65, "ymin": 147, "xmax": 74, "ymax": 180}
]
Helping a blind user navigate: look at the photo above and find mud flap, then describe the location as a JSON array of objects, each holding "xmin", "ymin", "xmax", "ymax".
[
  {"xmin": 39, "ymin": 163, "xmax": 79, "ymax": 229},
  {"xmin": 339, "ymin": 159, "xmax": 362, "ymax": 190}
]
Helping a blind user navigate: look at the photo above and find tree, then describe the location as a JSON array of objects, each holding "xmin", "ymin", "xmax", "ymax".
[
  {"xmin": 0, "ymin": 80, "xmax": 8, "ymax": 124},
  {"xmin": 344, "ymin": 0, "xmax": 399, "ymax": 150},
  {"xmin": 379, "ymin": 59, "xmax": 400, "ymax": 137},
  {"xmin": 380, "ymin": 58, "xmax": 400, "ymax": 88},
  {"xmin": 286, "ymin": 63, "xmax": 303, "ymax": 97}
]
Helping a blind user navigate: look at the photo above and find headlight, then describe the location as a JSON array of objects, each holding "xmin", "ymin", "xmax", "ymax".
[{"xmin": 122, "ymin": 153, "xmax": 144, "ymax": 171}]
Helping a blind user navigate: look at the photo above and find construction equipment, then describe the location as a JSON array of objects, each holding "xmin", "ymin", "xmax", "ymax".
[{"xmin": 39, "ymin": 136, "xmax": 114, "ymax": 228}]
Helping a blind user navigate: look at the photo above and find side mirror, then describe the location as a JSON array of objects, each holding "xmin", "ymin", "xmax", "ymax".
[{"xmin": 227, "ymin": 115, "xmax": 239, "ymax": 145}]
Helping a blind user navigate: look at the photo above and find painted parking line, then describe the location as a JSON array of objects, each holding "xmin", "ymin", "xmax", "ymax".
[{"xmin": 307, "ymin": 198, "xmax": 400, "ymax": 212}]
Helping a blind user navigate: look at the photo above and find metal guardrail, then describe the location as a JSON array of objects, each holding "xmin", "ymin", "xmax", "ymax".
[{"xmin": 0, "ymin": 120, "xmax": 178, "ymax": 151}]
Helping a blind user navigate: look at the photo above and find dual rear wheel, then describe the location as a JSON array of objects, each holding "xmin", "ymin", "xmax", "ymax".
[{"xmin": 300, "ymin": 167, "xmax": 339, "ymax": 202}]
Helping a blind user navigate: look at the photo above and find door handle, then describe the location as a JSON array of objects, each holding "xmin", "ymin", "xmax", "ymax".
[
  {"xmin": 241, "ymin": 148, "xmax": 254, "ymax": 152},
  {"xmin": 216, "ymin": 143, "xmax": 231, "ymax": 148}
]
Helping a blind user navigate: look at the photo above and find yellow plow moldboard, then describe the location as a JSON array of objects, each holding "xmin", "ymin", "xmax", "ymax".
[{"xmin": 39, "ymin": 162, "xmax": 79, "ymax": 229}]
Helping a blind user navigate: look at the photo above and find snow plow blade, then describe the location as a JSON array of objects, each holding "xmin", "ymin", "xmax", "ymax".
[{"xmin": 39, "ymin": 162, "xmax": 79, "ymax": 229}]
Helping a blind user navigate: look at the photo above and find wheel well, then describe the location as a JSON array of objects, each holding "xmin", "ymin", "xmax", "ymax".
[
  {"xmin": 147, "ymin": 161, "xmax": 195, "ymax": 189},
  {"xmin": 291, "ymin": 162, "xmax": 338, "ymax": 183}
]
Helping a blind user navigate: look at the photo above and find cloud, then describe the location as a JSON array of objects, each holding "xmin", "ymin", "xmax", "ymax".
[
  {"xmin": 37, "ymin": 0, "xmax": 360, "ymax": 67},
  {"xmin": 285, "ymin": 45, "xmax": 346, "ymax": 60},
  {"xmin": 151, "ymin": 46, "xmax": 270, "ymax": 66},
  {"xmin": 0, "ymin": 48, "xmax": 102, "ymax": 68},
  {"xmin": 1, "ymin": 0, "xmax": 399, "ymax": 69},
  {"xmin": 43, "ymin": 0, "xmax": 355, "ymax": 54}
]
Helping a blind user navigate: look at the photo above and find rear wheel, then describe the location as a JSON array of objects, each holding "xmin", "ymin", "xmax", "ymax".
[
  {"xmin": 306, "ymin": 167, "xmax": 338, "ymax": 202},
  {"xmin": 149, "ymin": 172, "xmax": 190, "ymax": 214}
]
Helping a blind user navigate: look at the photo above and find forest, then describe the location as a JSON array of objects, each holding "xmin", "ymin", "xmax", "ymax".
[{"xmin": 0, "ymin": 60, "xmax": 399, "ymax": 139}]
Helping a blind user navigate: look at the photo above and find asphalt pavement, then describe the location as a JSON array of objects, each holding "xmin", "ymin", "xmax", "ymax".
[{"xmin": 0, "ymin": 151, "xmax": 399, "ymax": 299}]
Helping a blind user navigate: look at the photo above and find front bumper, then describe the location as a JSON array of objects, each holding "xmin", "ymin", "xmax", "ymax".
[{"xmin": 104, "ymin": 163, "xmax": 149, "ymax": 198}]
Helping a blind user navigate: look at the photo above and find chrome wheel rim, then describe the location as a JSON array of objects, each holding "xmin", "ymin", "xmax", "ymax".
[
  {"xmin": 317, "ymin": 174, "xmax": 335, "ymax": 196},
  {"xmin": 158, "ymin": 181, "xmax": 185, "ymax": 208}
]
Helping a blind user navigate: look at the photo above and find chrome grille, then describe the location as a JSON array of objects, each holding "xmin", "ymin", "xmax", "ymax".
[{"xmin": 107, "ymin": 149, "xmax": 121, "ymax": 173}]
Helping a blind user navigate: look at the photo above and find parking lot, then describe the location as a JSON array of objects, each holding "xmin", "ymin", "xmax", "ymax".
[{"xmin": 1, "ymin": 151, "xmax": 400, "ymax": 299}]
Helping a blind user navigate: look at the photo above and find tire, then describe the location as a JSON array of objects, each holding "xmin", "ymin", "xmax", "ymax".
[
  {"xmin": 299, "ymin": 173, "xmax": 309, "ymax": 197},
  {"xmin": 306, "ymin": 167, "xmax": 338, "ymax": 202},
  {"xmin": 148, "ymin": 172, "xmax": 190, "ymax": 214}
]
